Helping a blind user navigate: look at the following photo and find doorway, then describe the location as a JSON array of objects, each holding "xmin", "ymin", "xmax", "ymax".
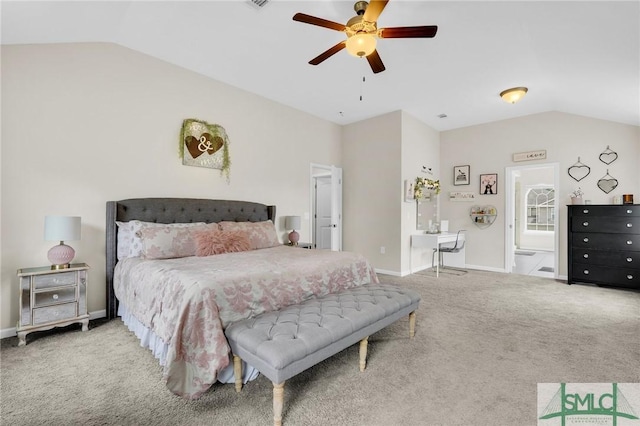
[
  {"xmin": 504, "ymin": 163, "xmax": 559, "ymax": 278},
  {"xmin": 310, "ymin": 164, "xmax": 343, "ymax": 251}
]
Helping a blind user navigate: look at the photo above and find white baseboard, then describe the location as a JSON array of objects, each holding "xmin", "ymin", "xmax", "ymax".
[
  {"xmin": 465, "ymin": 264, "xmax": 507, "ymax": 273},
  {"xmin": 374, "ymin": 268, "xmax": 402, "ymax": 277},
  {"xmin": 0, "ymin": 309, "xmax": 107, "ymax": 339}
]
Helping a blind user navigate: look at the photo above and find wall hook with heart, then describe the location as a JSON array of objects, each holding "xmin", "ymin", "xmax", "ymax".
[
  {"xmin": 599, "ymin": 145, "xmax": 618, "ymax": 165},
  {"xmin": 567, "ymin": 157, "xmax": 591, "ymax": 182},
  {"xmin": 597, "ymin": 169, "xmax": 618, "ymax": 194}
]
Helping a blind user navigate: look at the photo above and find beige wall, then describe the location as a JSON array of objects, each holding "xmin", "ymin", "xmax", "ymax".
[
  {"xmin": 1, "ymin": 43, "xmax": 342, "ymax": 331},
  {"xmin": 440, "ymin": 112, "xmax": 640, "ymax": 274},
  {"xmin": 342, "ymin": 111, "xmax": 402, "ymax": 272}
]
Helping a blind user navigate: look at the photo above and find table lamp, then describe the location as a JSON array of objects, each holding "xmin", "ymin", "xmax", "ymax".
[
  {"xmin": 285, "ymin": 216, "xmax": 301, "ymax": 246},
  {"xmin": 45, "ymin": 215, "xmax": 81, "ymax": 269}
]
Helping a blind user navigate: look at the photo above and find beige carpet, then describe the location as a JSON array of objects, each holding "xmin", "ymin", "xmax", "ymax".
[{"xmin": 2, "ymin": 270, "xmax": 639, "ymax": 425}]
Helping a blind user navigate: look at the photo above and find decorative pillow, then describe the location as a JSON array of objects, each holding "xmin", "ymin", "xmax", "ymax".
[
  {"xmin": 137, "ymin": 223, "xmax": 218, "ymax": 260},
  {"xmin": 116, "ymin": 221, "xmax": 207, "ymax": 260},
  {"xmin": 218, "ymin": 220, "xmax": 280, "ymax": 250},
  {"xmin": 193, "ymin": 229, "xmax": 252, "ymax": 256}
]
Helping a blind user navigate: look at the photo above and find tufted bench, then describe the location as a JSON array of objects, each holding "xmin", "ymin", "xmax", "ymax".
[{"xmin": 225, "ymin": 283, "xmax": 421, "ymax": 426}]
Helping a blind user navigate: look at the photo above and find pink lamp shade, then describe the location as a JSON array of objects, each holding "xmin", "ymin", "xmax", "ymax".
[
  {"xmin": 44, "ymin": 216, "xmax": 81, "ymax": 269},
  {"xmin": 285, "ymin": 216, "xmax": 301, "ymax": 246}
]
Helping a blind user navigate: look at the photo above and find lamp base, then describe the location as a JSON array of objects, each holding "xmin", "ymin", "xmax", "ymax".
[
  {"xmin": 48, "ymin": 242, "xmax": 75, "ymax": 269},
  {"xmin": 288, "ymin": 230, "xmax": 300, "ymax": 246}
]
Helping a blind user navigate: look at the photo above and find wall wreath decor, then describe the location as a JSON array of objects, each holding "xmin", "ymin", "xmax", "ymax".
[{"xmin": 179, "ymin": 119, "xmax": 231, "ymax": 181}]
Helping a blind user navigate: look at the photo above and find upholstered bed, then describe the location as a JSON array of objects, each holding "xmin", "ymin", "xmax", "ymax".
[{"xmin": 105, "ymin": 198, "xmax": 379, "ymax": 399}]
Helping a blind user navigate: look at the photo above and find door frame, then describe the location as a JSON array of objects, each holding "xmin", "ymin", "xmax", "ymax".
[
  {"xmin": 504, "ymin": 162, "xmax": 560, "ymax": 277},
  {"xmin": 310, "ymin": 163, "xmax": 343, "ymax": 251}
]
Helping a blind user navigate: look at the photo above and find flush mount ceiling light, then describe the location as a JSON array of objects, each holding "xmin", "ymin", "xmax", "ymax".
[{"xmin": 500, "ymin": 87, "xmax": 528, "ymax": 104}]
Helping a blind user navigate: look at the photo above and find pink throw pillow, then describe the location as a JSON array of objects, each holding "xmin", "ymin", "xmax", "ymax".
[{"xmin": 194, "ymin": 229, "xmax": 251, "ymax": 256}]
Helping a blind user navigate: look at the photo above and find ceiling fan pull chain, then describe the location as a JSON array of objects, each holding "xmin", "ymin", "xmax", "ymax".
[{"xmin": 360, "ymin": 75, "xmax": 366, "ymax": 101}]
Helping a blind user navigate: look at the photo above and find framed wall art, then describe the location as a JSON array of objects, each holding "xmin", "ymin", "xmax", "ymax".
[
  {"xmin": 480, "ymin": 173, "xmax": 498, "ymax": 195},
  {"xmin": 453, "ymin": 165, "xmax": 470, "ymax": 186}
]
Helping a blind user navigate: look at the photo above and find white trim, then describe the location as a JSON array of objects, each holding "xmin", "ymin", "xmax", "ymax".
[
  {"xmin": 0, "ymin": 309, "xmax": 106, "ymax": 339},
  {"xmin": 374, "ymin": 268, "xmax": 402, "ymax": 277},
  {"xmin": 504, "ymin": 162, "xmax": 560, "ymax": 279}
]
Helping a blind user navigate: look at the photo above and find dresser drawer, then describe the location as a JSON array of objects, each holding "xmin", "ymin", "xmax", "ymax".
[
  {"xmin": 572, "ymin": 233, "xmax": 640, "ymax": 251},
  {"xmin": 572, "ymin": 249, "xmax": 640, "ymax": 269},
  {"xmin": 33, "ymin": 302, "xmax": 77, "ymax": 325},
  {"xmin": 572, "ymin": 263, "xmax": 640, "ymax": 287},
  {"xmin": 571, "ymin": 216, "xmax": 640, "ymax": 234},
  {"xmin": 571, "ymin": 205, "xmax": 640, "ymax": 217},
  {"xmin": 34, "ymin": 287, "xmax": 77, "ymax": 308},
  {"xmin": 33, "ymin": 271, "xmax": 78, "ymax": 289}
]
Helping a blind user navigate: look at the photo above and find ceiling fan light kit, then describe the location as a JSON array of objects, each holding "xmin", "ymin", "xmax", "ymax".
[
  {"xmin": 346, "ymin": 33, "xmax": 377, "ymax": 57},
  {"xmin": 500, "ymin": 87, "xmax": 528, "ymax": 104},
  {"xmin": 293, "ymin": 0, "xmax": 438, "ymax": 74}
]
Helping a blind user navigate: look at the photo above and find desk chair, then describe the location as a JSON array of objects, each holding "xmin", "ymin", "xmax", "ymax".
[{"xmin": 432, "ymin": 230, "xmax": 466, "ymax": 271}]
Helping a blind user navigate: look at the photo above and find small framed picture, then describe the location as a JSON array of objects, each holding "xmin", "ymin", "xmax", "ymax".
[
  {"xmin": 480, "ymin": 173, "xmax": 498, "ymax": 195},
  {"xmin": 453, "ymin": 165, "xmax": 470, "ymax": 186}
]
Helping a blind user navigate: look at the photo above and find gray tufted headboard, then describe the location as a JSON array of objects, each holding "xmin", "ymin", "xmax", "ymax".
[{"xmin": 105, "ymin": 198, "xmax": 276, "ymax": 319}]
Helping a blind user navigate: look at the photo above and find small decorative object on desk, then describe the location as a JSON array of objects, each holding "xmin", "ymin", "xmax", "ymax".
[{"xmin": 570, "ymin": 187, "xmax": 584, "ymax": 205}]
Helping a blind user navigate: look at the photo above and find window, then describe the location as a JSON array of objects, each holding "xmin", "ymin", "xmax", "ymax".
[{"xmin": 526, "ymin": 188, "xmax": 555, "ymax": 231}]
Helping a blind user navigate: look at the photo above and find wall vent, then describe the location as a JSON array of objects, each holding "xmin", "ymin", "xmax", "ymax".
[{"xmin": 246, "ymin": 0, "xmax": 269, "ymax": 9}]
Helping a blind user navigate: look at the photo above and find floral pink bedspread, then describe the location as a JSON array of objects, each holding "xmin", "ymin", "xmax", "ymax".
[{"xmin": 113, "ymin": 246, "xmax": 378, "ymax": 398}]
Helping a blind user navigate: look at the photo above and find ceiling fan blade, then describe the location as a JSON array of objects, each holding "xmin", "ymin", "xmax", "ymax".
[
  {"xmin": 363, "ymin": 0, "xmax": 389, "ymax": 22},
  {"xmin": 309, "ymin": 41, "xmax": 347, "ymax": 65},
  {"xmin": 293, "ymin": 13, "xmax": 346, "ymax": 32},
  {"xmin": 366, "ymin": 50, "xmax": 386, "ymax": 74},
  {"xmin": 379, "ymin": 25, "xmax": 438, "ymax": 38}
]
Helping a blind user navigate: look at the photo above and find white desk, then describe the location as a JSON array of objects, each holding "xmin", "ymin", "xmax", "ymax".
[{"xmin": 411, "ymin": 232, "xmax": 466, "ymax": 277}]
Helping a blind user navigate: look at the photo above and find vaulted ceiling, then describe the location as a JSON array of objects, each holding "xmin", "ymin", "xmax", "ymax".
[{"xmin": 2, "ymin": 1, "xmax": 639, "ymax": 131}]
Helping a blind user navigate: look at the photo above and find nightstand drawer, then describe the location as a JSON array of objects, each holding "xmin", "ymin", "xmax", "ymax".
[
  {"xmin": 33, "ymin": 271, "xmax": 78, "ymax": 289},
  {"xmin": 34, "ymin": 287, "xmax": 77, "ymax": 308},
  {"xmin": 33, "ymin": 302, "xmax": 77, "ymax": 325}
]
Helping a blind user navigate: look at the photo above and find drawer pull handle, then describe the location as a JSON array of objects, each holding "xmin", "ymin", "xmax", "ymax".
[
  {"xmin": 52, "ymin": 294, "xmax": 59, "ymax": 300},
  {"xmin": 627, "ymin": 209, "xmax": 633, "ymax": 214},
  {"xmin": 583, "ymin": 209, "xmax": 589, "ymax": 214},
  {"xmin": 627, "ymin": 257, "xmax": 633, "ymax": 262},
  {"xmin": 583, "ymin": 238, "xmax": 589, "ymax": 243},
  {"xmin": 627, "ymin": 275, "xmax": 634, "ymax": 280},
  {"xmin": 583, "ymin": 222, "xmax": 589, "ymax": 226},
  {"xmin": 627, "ymin": 223, "xmax": 633, "ymax": 228},
  {"xmin": 583, "ymin": 254, "xmax": 589, "ymax": 258},
  {"xmin": 583, "ymin": 270, "xmax": 589, "ymax": 275},
  {"xmin": 627, "ymin": 240, "xmax": 633, "ymax": 245}
]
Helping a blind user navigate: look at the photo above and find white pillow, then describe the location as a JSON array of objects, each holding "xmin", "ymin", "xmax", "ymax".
[{"xmin": 115, "ymin": 220, "xmax": 207, "ymax": 260}]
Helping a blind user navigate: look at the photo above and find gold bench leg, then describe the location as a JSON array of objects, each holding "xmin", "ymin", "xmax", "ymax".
[
  {"xmin": 409, "ymin": 311, "xmax": 416, "ymax": 338},
  {"xmin": 273, "ymin": 381, "xmax": 285, "ymax": 426},
  {"xmin": 233, "ymin": 355, "xmax": 242, "ymax": 392},
  {"xmin": 359, "ymin": 337, "xmax": 369, "ymax": 372}
]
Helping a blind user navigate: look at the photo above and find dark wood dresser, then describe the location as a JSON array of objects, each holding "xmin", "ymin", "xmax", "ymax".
[{"xmin": 568, "ymin": 204, "xmax": 640, "ymax": 289}]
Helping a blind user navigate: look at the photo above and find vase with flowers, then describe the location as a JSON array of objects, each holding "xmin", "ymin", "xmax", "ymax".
[{"xmin": 570, "ymin": 187, "xmax": 584, "ymax": 205}]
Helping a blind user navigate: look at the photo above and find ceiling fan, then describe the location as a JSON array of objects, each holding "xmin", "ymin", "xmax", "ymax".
[{"xmin": 292, "ymin": 0, "xmax": 438, "ymax": 74}]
